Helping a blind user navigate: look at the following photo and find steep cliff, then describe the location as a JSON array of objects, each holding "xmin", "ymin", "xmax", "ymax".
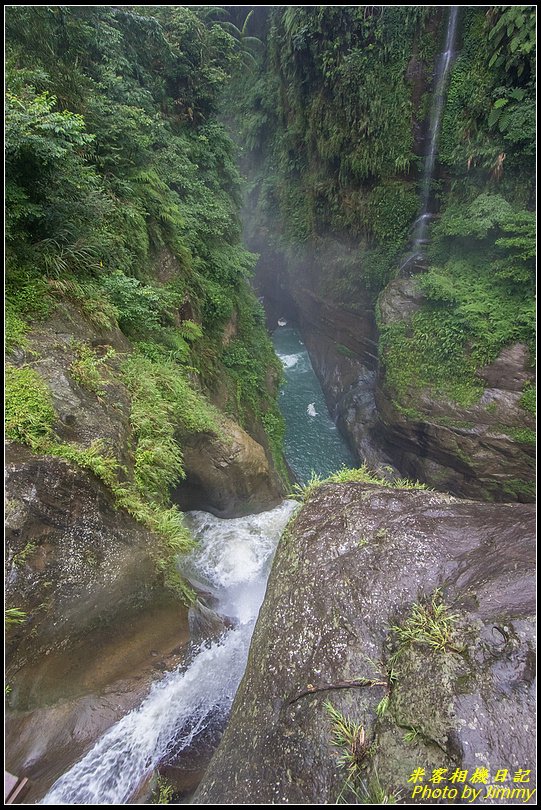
[
  {"xmin": 230, "ymin": 6, "xmax": 535, "ymax": 501},
  {"xmin": 5, "ymin": 5, "xmax": 286, "ymax": 751}
]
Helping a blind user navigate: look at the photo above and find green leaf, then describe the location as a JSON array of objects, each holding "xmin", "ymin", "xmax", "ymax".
[
  {"xmin": 498, "ymin": 111, "xmax": 510, "ymax": 133},
  {"xmin": 488, "ymin": 108, "xmax": 501, "ymax": 128}
]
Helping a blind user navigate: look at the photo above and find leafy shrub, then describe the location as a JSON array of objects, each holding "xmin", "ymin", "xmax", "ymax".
[
  {"xmin": 5, "ymin": 365, "xmax": 56, "ymax": 448},
  {"xmin": 100, "ymin": 272, "xmax": 175, "ymax": 337},
  {"xmin": 121, "ymin": 353, "xmax": 220, "ymax": 503},
  {"xmin": 5, "ymin": 307, "xmax": 29, "ymax": 351},
  {"xmin": 69, "ymin": 343, "xmax": 115, "ymax": 396}
]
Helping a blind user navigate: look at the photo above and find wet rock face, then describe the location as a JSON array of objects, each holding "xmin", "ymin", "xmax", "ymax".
[
  {"xmin": 5, "ymin": 444, "xmax": 173, "ymax": 677},
  {"xmin": 5, "ymin": 440, "xmax": 191, "ymax": 799},
  {"xmin": 254, "ymin": 230, "xmax": 534, "ymax": 501},
  {"xmin": 5, "ymin": 600, "xmax": 189, "ymax": 803},
  {"xmin": 172, "ymin": 417, "xmax": 283, "ymax": 518},
  {"xmin": 301, "ymin": 328, "xmax": 397, "ymax": 476},
  {"xmin": 377, "ymin": 279, "xmax": 535, "ymax": 503},
  {"xmin": 194, "ymin": 483, "xmax": 535, "ymax": 804}
]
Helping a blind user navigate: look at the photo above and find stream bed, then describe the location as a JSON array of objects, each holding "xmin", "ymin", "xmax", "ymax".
[
  {"xmin": 41, "ymin": 502, "xmax": 297, "ymax": 804},
  {"xmin": 40, "ymin": 325, "xmax": 354, "ymax": 805}
]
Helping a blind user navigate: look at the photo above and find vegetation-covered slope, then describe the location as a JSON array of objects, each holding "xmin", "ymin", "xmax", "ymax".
[
  {"xmin": 228, "ymin": 6, "xmax": 535, "ymax": 499},
  {"xmin": 5, "ymin": 5, "xmax": 288, "ymax": 600}
]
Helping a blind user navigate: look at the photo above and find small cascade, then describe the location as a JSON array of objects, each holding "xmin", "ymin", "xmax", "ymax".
[
  {"xmin": 400, "ymin": 6, "xmax": 459, "ymax": 274},
  {"xmin": 40, "ymin": 501, "xmax": 297, "ymax": 805}
]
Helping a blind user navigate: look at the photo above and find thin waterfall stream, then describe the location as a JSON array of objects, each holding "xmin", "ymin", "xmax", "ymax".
[{"xmin": 400, "ymin": 6, "xmax": 459, "ymax": 273}]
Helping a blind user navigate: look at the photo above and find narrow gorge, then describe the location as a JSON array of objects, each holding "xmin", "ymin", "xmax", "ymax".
[{"xmin": 5, "ymin": 5, "xmax": 535, "ymax": 806}]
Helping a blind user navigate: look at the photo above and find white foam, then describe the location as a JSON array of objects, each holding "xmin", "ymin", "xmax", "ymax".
[
  {"xmin": 278, "ymin": 352, "xmax": 302, "ymax": 369},
  {"xmin": 41, "ymin": 500, "xmax": 298, "ymax": 805}
]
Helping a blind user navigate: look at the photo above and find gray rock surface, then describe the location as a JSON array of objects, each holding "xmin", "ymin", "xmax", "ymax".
[
  {"xmin": 5, "ymin": 444, "xmax": 174, "ymax": 676},
  {"xmin": 376, "ymin": 278, "xmax": 535, "ymax": 502},
  {"xmin": 172, "ymin": 415, "xmax": 282, "ymax": 517},
  {"xmin": 194, "ymin": 483, "xmax": 536, "ymax": 804}
]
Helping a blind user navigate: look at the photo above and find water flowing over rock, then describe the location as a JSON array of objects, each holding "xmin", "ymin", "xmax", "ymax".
[
  {"xmin": 194, "ymin": 483, "xmax": 536, "ymax": 804},
  {"xmin": 400, "ymin": 6, "xmax": 459, "ymax": 274},
  {"xmin": 5, "ymin": 443, "xmax": 189, "ymax": 802},
  {"xmin": 38, "ymin": 501, "xmax": 297, "ymax": 804}
]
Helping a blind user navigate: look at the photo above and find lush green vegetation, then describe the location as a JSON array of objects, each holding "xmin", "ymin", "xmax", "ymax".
[
  {"xmin": 5, "ymin": 5, "xmax": 285, "ymax": 448},
  {"xmin": 5, "ymin": 6, "xmax": 288, "ymax": 600},
  {"xmin": 5, "ymin": 366, "xmax": 56, "ymax": 448},
  {"xmin": 121, "ymin": 353, "xmax": 221, "ymax": 503},
  {"xmin": 519, "ymin": 382, "xmax": 536, "ymax": 417},
  {"xmin": 5, "ymin": 360, "xmax": 197, "ymax": 600},
  {"xmin": 5, "ymin": 6, "xmax": 535, "ymax": 546},
  {"xmin": 229, "ymin": 7, "xmax": 436, "ymax": 300},
  {"xmin": 380, "ymin": 7, "xmax": 535, "ymax": 410},
  {"xmin": 233, "ymin": 8, "xmax": 534, "ymax": 428}
]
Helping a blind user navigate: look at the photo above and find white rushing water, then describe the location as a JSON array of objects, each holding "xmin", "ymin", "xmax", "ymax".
[
  {"xmin": 400, "ymin": 6, "xmax": 459, "ymax": 273},
  {"xmin": 41, "ymin": 500, "xmax": 297, "ymax": 805}
]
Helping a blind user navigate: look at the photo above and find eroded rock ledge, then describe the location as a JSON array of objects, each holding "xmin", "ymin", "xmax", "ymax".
[{"xmin": 194, "ymin": 483, "xmax": 536, "ymax": 804}]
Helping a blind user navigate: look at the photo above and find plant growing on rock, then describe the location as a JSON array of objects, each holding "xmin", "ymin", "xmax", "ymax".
[
  {"xmin": 5, "ymin": 608, "xmax": 27, "ymax": 626},
  {"xmin": 290, "ymin": 465, "xmax": 427, "ymax": 502},
  {"xmin": 325, "ymin": 700, "xmax": 399, "ymax": 804},
  {"xmin": 152, "ymin": 775, "xmax": 174, "ymax": 805},
  {"xmin": 69, "ymin": 342, "xmax": 115, "ymax": 397},
  {"xmin": 325, "ymin": 701, "xmax": 372, "ymax": 796},
  {"xmin": 5, "ymin": 365, "xmax": 56, "ymax": 448},
  {"xmin": 389, "ymin": 588, "xmax": 464, "ymax": 665}
]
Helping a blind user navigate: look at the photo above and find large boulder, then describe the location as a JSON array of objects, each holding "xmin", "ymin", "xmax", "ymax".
[
  {"xmin": 172, "ymin": 416, "xmax": 283, "ymax": 517},
  {"xmin": 194, "ymin": 483, "xmax": 535, "ymax": 804},
  {"xmin": 5, "ymin": 444, "xmax": 181, "ymax": 686}
]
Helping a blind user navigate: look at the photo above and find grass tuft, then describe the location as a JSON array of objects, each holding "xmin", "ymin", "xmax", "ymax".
[
  {"xmin": 389, "ymin": 588, "xmax": 463, "ymax": 665},
  {"xmin": 290, "ymin": 465, "xmax": 427, "ymax": 502}
]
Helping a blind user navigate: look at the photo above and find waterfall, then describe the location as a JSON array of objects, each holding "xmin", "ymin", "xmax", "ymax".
[
  {"xmin": 41, "ymin": 501, "xmax": 297, "ymax": 805},
  {"xmin": 400, "ymin": 6, "xmax": 459, "ymax": 273}
]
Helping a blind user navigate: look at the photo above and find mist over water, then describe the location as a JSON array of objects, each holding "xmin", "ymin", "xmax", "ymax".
[{"xmin": 272, "ymin": 326, "xmax": 356, "ymax": 483}]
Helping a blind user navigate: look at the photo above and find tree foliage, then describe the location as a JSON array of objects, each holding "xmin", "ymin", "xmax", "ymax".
[
  {"xmin": 5, "ymin": 6, "xmax": 288, "ymax": 550},
  {"xmin": 231, "ymin": 6, "xmax": 535, "ymax": 417}
]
